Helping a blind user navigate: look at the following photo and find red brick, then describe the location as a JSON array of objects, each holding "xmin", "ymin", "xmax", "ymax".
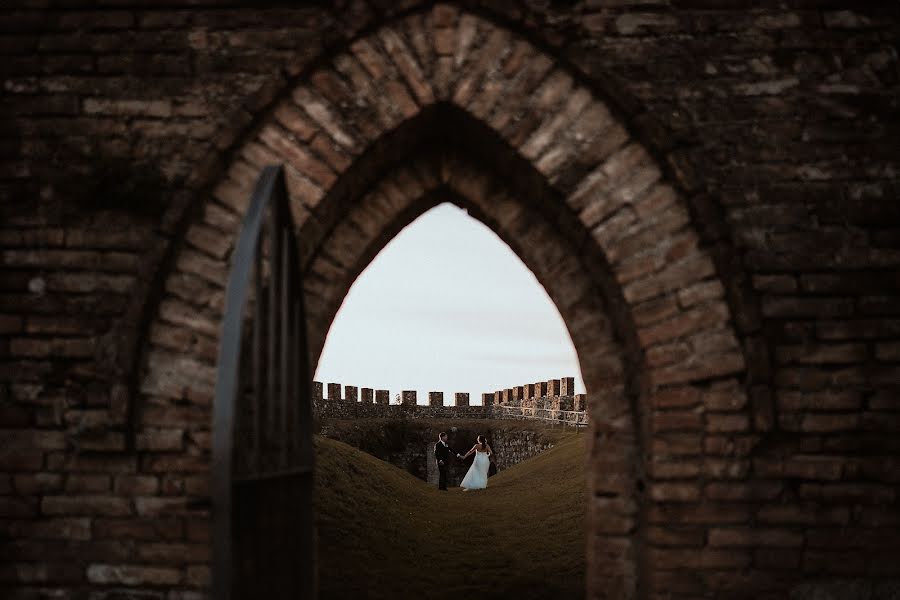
[
  {"xmin": 703, "ymin": 458, "xmax": 749, "ymax": 479},
  {"xmin": 86, "ymin": 563, "xmax": 181, "ymax": 585},
  {"xmin": 757, "ymin": 505, "xmax": 849, "ymax": 525},
  {"xmin": 800, "ymin": 413, "xmax": 860, "ymax": 433},
  {"xmin": 273, "ymin": 102, "xmax": 316, "ymax": 141},
  {"xmin": 777, "ymin": 390, "xmax": 862, "ymax": 411},
  {"xmin": 652, "ymin": 410, "xmax": 703, "ymax": 432},
  {"xmin": 0, "ymin": 497, "xmax": 39, "ymax": 518},
  {"xmin": 709, "ymin": 527, "xmax": 803, "ymax": 548},
  {"xmin": 83, "ymin": 98, "xmax": 170, "ymax": 117},
  {"xmin": 93, "ymin": 517, "xmax": 182, "ymax": 541},
  {"xmin": 133, "ymin": 496, "xmax": 199, "ymax": 517},
  {"xmin": 802, "ymin": 550, "xmax": 867, "ymax": 575},
  {"xmin": 647, "ymin": 342, "xmax": 691, "ymax": 367},
  {"xmin": 703, "ymin": 381, "xmax": 748, "ymax": 411},
  {"xmin": 0, "ymin": 561, "xmax": 84, "ymax": 583},
  {"xmin": 782, "ymin": 456, "xmax": 844, "ymax": 481},
  {"xmin": 650, "ymin": 547, "xmax": 752, "ymax": 570},
  {"xmin": 65, "ymin": 474, "xmax": 111, "ymax": 494},
  {"xmin": 9, "ymin": 337, "xmax": 94, "ymax": 358},
  {"xmin": 114, "ymin": 475, "xmax": 159, "ymax": 496},
  {"xmin": 755, "ymin": 548, "xmax": 802, "ymax": 570},
  {"xmin": 648, "ymin": 502, "xmax": 751, "ymax": 524},
  {"xmin": 257, "ymin": 125, "xmax": 336, "ymax": 188},
  {"xmin": 13, "ymin": 473, "xmax": 63, "ymax": 494},
  {"xmin": 45, "ymin": 452, "xmax": 137, "ymax": 474},
  {"xmin": 638, "ymin": 303, "xmax": 729, "ymax": 346},
  {"xmin": 0, "ymin": 448, "xmax": 44, "ymax": 471},
  {"xmin": 650, "ymin": 460, "xmax": 701, "ymax": 479},
  {"xmin": 135, "ymin": 428, "xmax": 184, "ymax": 452},
  {"xmin": 689, "ymin": 328, "xmax": 740, "ymax": 355},
  {"xmin": 652, "ymin": 433, "xmax": 702, "ymax": 457},
  {"xmin": 706, "ymin": 414, "xmax": 750, "ymax": 432},
  {"xmin": 632, "ymin": 294, "xmax": 680, "ymax": 327},
  {"xmin": 799, "ymin": 483, "xmax": 895, "ymax": 504},
  {"xmin": 42, "ymin": 495, "xmax": 131, "ymax": 516},
  {"xmin": 592, "ymin": 512, "xmax": 637, "ymax": 535},
  {"xmin": 651, "ymin": 351, "xmax": 745, "ymax": 386},
  {"xmin": 645, "ymin": 525, "xmax": 705, "ymax": 547},
  {"xmin": 0, "ymin": 314, "xmax": 25, "ymax": 334},
  {"xmin": 817, "ymin": 319, "xmax": 900, "ymax": 340},
  {"xmin": 186, "ymin": 564, "xmax": 211, "ymax": 587},
  {"xmin": 137, "ymin": 542, "xmax": 209, "ymax": 564},
  {"xmin": 433, "ymin": 28, "xmax": 454, "ymax": 55},
  {"xmin": 752, "ymin": 274, "xmax": 798, "ymax": 293},
  {"xmin": 677, "ymin": 279, "xmax": 724, "ymax": 308},
  {"xmin": 650, "ymin": 387, "xmax": 700, "ymax": 409},
  {"xmin": 186, "ymin": 519, "xmax": 209, "ymax": 543},
  {"xmin": 706, "ymin": 482, "xmax": 783, "ymax": 501},
  {"xmin": 763, "ymin": 296, "xmax": 854, "ymax": 318},
  {"xmin": 140, "ymin": 454, "xmax": 208, "ymax": 474},
  {"xmin": 184, "ymin": 475, "xmax": 209, "ymax": 496},
  {"xmin": 776, "ymin": 343, "xmax": 869, "ymax": 365},
  {"xmin": 7, "ymin": 517, "xmax": 92, "ymax": 541},
  {"xmin": 379, "ymin": 26, "xmax": 434, "ymax": 105},
  {"xmin": 650, "ymin": 482, "xmax": 700, "ymax": 502},
  {"xmin": 623, "ymin": 253, "xmax": 717, "ymax": 305},
  {"xmin": 291, "ymin": 87, "xmax": 357, "ymax": 149}
]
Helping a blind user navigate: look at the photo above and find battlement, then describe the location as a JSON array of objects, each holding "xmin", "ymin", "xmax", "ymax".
[{"xmin": 313, "ymin": 376, "xmax": 588, "ymax": 427}]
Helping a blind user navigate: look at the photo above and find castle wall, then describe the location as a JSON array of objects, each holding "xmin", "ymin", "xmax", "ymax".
[{"xmin": 312, "ymin": 377, "xmax": 588, "ymax": 427}]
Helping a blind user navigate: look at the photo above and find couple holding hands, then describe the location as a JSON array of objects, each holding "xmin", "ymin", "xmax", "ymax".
[{"xmin": 434, "ymin": 432, "xmax": 493, "ymax": 492}]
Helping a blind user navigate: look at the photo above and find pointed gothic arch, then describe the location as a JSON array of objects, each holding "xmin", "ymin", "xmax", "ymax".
[{"xmin": 137, "ymin": 7, "xmax": 753, "ymax": 598}]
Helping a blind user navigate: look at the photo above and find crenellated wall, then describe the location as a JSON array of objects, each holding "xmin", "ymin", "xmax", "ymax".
[{"xmin": 312, "ymin": 376, "xmax": 588, "ymax": 427}]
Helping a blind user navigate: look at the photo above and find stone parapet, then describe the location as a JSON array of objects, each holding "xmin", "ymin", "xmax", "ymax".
[{"xmin": 313, "ymin": 378, "xmax": 587, "ymax": 427}]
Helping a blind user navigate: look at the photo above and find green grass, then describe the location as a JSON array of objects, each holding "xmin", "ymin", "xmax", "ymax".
[{"xmin": 314, "ymin": 431, "xmax": 587, "ymax": 599}]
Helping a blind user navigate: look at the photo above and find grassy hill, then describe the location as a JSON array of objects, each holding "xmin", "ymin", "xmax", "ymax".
[{"xmin": 314, "ymin": 431, "xmax": 586, "ymax": 600}]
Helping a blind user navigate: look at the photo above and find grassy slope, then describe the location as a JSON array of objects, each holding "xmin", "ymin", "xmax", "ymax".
[{"xmin": 314, "ymin": 431, "xmax": 586, "ymax": 600}]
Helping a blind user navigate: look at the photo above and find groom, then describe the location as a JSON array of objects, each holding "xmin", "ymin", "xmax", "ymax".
[{"xmin": 434, "ymin": 432, "xmax": 462, "ymax": 491}]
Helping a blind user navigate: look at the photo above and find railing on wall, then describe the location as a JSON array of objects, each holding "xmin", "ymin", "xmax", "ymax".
[
  {"xmin": 490, "ymin": 405, "xmax": 589, "ymax": 427},
  {"xmin": 212, "ymin": 166, "xmax": 314, "ymax": 600}
]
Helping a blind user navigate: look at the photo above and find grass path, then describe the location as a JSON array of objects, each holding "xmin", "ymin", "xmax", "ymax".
[{"xmin": 314, "ymin": 431, "xmax": 586, "ymax": 599}]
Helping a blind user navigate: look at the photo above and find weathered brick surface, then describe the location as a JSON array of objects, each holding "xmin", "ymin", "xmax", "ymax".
[{"xmin": 2, "ymin": 2, "xmax": 899, "ymax": 599}]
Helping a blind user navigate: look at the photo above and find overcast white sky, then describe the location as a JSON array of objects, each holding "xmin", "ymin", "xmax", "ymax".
[{"xmin": 313, "ymin": 203, "xmax": 585, "ymax": 405}]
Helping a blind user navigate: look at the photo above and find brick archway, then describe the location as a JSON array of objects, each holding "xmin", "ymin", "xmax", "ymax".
[
  {"xmin": 138, "ymin": 6, "xmax": 750, "ymax": 598},
  {"xmin": 301, "ymin": 151, "xmax": 624, "ymax": 380}
]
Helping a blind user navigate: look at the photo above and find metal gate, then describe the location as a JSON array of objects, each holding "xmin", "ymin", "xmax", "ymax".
[{"xmin": 212, "ymin": 166, "xmax": 315, "ymax": 599}]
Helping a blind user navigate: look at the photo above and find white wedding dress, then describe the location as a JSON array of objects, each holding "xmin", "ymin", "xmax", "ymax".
[{"xmin": 460, "ymin": 450, "xmax": 490, "ymax": 490}]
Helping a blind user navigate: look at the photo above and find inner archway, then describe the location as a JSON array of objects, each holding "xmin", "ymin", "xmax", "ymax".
[
  {"xmin": 304, "ymin": 150, "xmax": 629, "ymax": 598},
  {"xmin": 135, "ymin": 7, "xmax": 750, "ymax": 599},
  {"xmin": 311, "ymin": 199, "xmax": 592, "ymax": 599},
  {"xmin": 315, "ymin": 201, "xmax": 585, "ymax": 399}
]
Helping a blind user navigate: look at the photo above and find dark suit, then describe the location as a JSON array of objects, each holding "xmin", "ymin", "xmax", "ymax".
[{"xmin": 434, "ymin": 440, "xmax": 459, "ymax": 490}]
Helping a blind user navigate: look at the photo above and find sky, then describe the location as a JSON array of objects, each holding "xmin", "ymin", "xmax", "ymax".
[{"xmin": 313, "ymin": 202, "xmax": 585, "ymax": 405}]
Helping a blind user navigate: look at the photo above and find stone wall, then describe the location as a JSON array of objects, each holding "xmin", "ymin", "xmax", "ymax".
[
  {"xmin": 319, "ymin": 418, "xmax": 558, "ymax": 487},
  {"xmin": 489, "ymin": 429, "xmax": 556, "ymax": 473},
  {"xmin": 313, "ymin": 378, "xmax": 588, "ymax": 427}
]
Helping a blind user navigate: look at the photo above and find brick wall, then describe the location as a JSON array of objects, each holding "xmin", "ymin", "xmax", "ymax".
[{"xmin": 1, "ymin": 2, "xmax": 899, "ymax": 599}]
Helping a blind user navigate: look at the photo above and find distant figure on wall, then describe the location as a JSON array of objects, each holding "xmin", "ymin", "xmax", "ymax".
[
  {"xmin": 434, "ymin": 431, "xmax": 463, "ymax": 491},
  {"xmin": 459, "ymin": 435, "xmax": 493, "ymax": 491}
]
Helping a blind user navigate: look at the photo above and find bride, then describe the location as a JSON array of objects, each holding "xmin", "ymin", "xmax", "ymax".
[{"xmin": 459, "ymin": 435, "xmax": 492, "ymax": 491}]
